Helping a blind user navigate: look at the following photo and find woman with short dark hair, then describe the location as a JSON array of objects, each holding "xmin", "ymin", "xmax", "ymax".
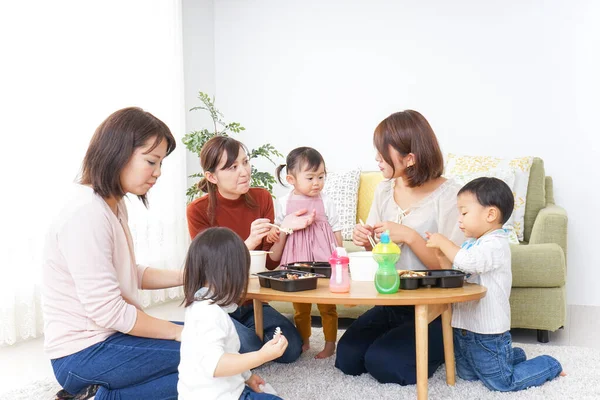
[
  {"xmin": 43, "ymin": 107, "xmax": 183, "ymax": 399},
  {"xmin": 335, "ymin": 110, "xmax": 464, "ymax": 385}
]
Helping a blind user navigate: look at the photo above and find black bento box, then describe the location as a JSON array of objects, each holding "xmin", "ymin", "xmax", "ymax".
[
  {"xmin": 280, "ymin": 261, "xmax": 331, "ymax": 278},
  {"xmin": 399, "ymin": 269, "xmax": 466, "ymax": 290},
  {"xmin": 254, "ymin": 270, "xmax": 325, "ymax": 292}
]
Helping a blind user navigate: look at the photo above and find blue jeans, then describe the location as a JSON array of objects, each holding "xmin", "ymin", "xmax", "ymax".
[
  {"xmin": 51, "ymin": 322, "xmax": 184, "ymax": 400},
  {"xmin": 453, "ymin": 328, "xmax": 562, "ymax": 391},
  {"xmin": 239, "ymin": 385, "xmax": 282, "ymax": 399},
  {"xmin": 230, "ymin": 303, "xmax": 302, "ymax": 363},
  {"xmin": 335, "ymin": 306, "xmax": 444, "ymax": 385}
]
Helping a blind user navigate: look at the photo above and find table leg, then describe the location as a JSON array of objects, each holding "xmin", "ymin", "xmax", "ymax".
[
  {"xmin": 415, "ymin": 304, "xmax": 428, "ymax": 400},
  {"xmin": 253, "ymin": 299, "xmax": 264, "ymax": 341},
  {"xmin": 441, "ymin": 304, "xmax": 455, "ymax": 385}
]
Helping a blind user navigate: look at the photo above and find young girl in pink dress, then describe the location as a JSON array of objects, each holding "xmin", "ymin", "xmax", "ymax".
[{"xmin": 268, "ymin": 147, "xmax": 343, "ymax": 359}]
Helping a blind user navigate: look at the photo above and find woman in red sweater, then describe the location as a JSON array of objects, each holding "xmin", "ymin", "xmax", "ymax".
[{"xmin": 186, "ymin": 136, "xmax": 311, "ymax": 363}]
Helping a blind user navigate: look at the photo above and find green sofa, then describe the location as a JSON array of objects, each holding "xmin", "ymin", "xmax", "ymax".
[{"xmin": 271, "ymin": 158, "xmax": 567, "ymax": 342}]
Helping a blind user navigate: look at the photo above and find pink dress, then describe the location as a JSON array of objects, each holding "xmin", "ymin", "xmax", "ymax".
[{"xmin": 280, "ymin": 193, "xmax": 338, "ymax": 264}]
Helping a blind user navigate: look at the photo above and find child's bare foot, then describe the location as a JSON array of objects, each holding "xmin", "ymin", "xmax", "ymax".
[
  {"xmin": 301, "ymin": 341, "xmax": 310, "ymax": 352},
  {"xmin": 315, "ymin": 341, "xmax": 336, "ymax": 359},
  {"xmin": 560, "ymin": 371, "xmax": 567, "ymax": 377}
]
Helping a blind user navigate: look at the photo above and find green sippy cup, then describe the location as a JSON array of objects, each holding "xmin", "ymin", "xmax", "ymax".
[{"xmin": 372, "ymin": 230, "xmax": 401, "ymax": 294}]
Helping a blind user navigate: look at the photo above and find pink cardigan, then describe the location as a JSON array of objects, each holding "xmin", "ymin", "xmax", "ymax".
[{"xmin": 42, "ymin": 185, "xmax": 147, "ymax": 359}]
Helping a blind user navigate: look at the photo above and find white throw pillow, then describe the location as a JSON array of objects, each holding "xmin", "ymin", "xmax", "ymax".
[
  {"xmin": 444, "ymin": 154, "xmax": 534, "ymax": 241},
  {"xmin": 323, "ymin": 169, "xmax": 361, "ymax": 241}
]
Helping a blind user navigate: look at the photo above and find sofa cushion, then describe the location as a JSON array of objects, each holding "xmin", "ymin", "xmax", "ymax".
[
  {"xmin": 523, "ymin": 158, "xmax": 546, "ymax": 242},
  {"xmin": 323, "ymin": 169, "xmax": 361, "ymax": 241},
  {"xmin": 356, "ymin": 172, "xmax": 384, "ymax": 224}
]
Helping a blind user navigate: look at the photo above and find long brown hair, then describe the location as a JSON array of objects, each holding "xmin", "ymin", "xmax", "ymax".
[
  {"xmin": 373, "ymin": 110, "xmax": 443, "ymax": 187},
  {"xmin": 198, "ymin": 136, "xmax": 256, "ymax": 224},
  {"xmin": 80, "ymin": 107, "xmax": 176, "ymax": 207},
  {"xmin": 182, "ymin": 227, "xmax": 250, "ymax": 307}
]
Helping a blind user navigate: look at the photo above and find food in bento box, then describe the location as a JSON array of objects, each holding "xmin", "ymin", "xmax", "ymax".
[
  {"xmin": 283, "ymin": 272, "xmax": 316, "ymax": 280},
  {"xmin": 398, "ymin": 270, "xmax": 427, "ymax": 277}
]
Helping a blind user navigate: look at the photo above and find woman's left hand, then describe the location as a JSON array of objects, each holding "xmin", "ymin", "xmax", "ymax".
[
  {"xmin": 245, "ymin": 373, "xmax": 265, "ymax": 392},
  {"xmin": 373, "ymin": 221, "xmax": 418, "ymax": 246},
  {"xmin": 281, "ymin": 208, "xmax": 316, "ymax": 232}
]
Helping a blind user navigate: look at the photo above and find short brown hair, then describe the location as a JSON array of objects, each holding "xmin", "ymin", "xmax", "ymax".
[
  {"xmin": 80, "ymin": 107, "xmax": 176, "ymax": 207},
  {"xmin": 182, "ymin": 227, "xmax": 250, "ymax": 307},
  {"xmin": 373, "ymin": 110, "xmax": 443, "ymax": 187},
  {"xmin": 197, "ymin": 136, "xmax": 256, "ymax": 224}
]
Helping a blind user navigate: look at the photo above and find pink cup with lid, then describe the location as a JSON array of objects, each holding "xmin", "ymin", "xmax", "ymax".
[{"xmin": 329, "ymin": 248, "xmax": 350, "ymax": 293}]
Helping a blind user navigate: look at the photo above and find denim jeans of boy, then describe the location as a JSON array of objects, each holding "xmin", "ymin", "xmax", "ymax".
[
  {"xmin": 230, "ymin": 303, "xmax": 302, "ymax": 363},
  {"xmin": 239, "ymin": 385, "xmax": 283, "ymax": 400},
  {"xmin": 51, "ymin": 322, "xmax": 184, "ymax": 400},
  {"xmin": 453, "ymin": 328, "xmax": 562, "ymax": 392}
]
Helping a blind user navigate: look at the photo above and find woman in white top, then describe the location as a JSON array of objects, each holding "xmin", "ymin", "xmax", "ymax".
[
  {"xmin": 334, "ymin": 110, "xmax": 464, "ymax": 386},
  {"xmin": 43, "ymin": 108, "xmax": 184, "ymax": 400}
]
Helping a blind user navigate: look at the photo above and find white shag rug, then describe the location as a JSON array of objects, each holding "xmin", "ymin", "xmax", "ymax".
[{"xmin": 2, "ymin": 329, "xmax": 598, "ymax": 400}]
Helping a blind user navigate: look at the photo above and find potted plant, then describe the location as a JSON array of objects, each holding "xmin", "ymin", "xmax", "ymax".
[{"xmin": 183, "ymin": 92, "xmax": 283, "ymax": 203}]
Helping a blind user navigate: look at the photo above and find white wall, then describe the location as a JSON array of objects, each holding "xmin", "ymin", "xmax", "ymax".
[
  {"xmin": 1, "ymin": 0, "xmax": 187, "ymax": 272},
  {"xmin": 201, "ymin": 0, "xmax": 600, "ymax": 306},
  {"xmin": 182, "ymin": 0, "xmax": 216, "ymax": 187}
]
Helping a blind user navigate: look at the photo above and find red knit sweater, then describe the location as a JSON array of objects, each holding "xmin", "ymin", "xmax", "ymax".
[{"xmin": 186, "ymin": 188, "xmax": 278, "ymax": 269}]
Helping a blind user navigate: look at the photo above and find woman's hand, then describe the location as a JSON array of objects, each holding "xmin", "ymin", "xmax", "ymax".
[
  {"xmin": 245, "ymin": 374, "xmax": 265, "ymax": 393},
  {"xmin": 245, "ymin": 218, "xmax": 271, "ymax": 250},
  {"xmin": 373, "ymin": 221, "xmax": 418, "ymax": 246},
  {"xmin": 352, "ymin": 223, "xmax": 374, "ymax": 249},
  {"xmin": 280, "ymin": 208, "xmax": 316, "ymax": 233}
]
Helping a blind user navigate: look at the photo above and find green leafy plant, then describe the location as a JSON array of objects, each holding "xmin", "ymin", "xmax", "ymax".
[{"xmin": 183, "ymin": 92, "xmax": 283, "ymax": 203}]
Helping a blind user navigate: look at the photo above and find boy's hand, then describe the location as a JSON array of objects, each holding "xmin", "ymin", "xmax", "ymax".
[
  {"xmin": 266, "ymin": 227, "xmax": 280, "ymax": 244},
  {"xmin": 245, "ymin": 374, "xmax": 265, "ymax": 392},
  {"xmin": 259, "ymin": 332, "xmax": 288, "ymax": 362},
  {"xmin": 425, "ymin": 232, "xmax": 447, "ymax": 249}
]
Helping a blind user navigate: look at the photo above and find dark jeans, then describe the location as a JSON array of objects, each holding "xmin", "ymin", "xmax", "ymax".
[
  {"xmin": 334, "ymin": 305, "xmax": 444, "ymax": 385},
  {"xmin": 454, "ymin": 329, "xmax": 562, "ymax": 391},
  {"xmin": 51, "ymin": 322, "xmax": 184, "ymax": 400},
  {"xmin": 230, "ymin": 303, "xmax": 303, "ymax": 363},
  {"xmin": 240, "ymin": 385, "xmax": 282, "ymax": 400}
]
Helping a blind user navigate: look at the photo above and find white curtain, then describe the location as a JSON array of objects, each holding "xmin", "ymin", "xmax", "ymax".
[{"xmin": 0, "ymin": 0, "xmax": 188, "ymax": 347}]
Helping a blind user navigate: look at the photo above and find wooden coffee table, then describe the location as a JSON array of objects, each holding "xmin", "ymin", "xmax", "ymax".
[{"xmin": 246, "ymin": 278, "xmax": 486, "ymax": 400}]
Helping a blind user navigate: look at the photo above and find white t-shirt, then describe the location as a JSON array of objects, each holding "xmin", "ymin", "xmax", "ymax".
[
  {"xmin": 452, "ymin": 229, "xmax": 512, "ymax": 334},
  {"xmin": 366, "ymin": 179, "xmax": 464, "ymax": 270},
  {"xmin": 274, "ymin": 191, "xmax": 342, "ymax": 232},
  {"xmin": 178, "ymin": 299, "xmax": 251, "ymax": 400}
]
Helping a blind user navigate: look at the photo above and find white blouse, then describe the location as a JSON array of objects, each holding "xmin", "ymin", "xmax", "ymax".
[{"xmin": 366, "ymin": 179, "xmax": 464, "ymax": 270}]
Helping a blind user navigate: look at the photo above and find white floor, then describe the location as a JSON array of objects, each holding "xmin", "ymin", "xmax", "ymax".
[{"xmin": 0, "ymin": 303, "xmax": 597, "ymax": 396}]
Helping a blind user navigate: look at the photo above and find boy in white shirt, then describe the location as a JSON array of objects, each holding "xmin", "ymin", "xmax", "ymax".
[{"xmin": 426, "ymin": 177, "xmax": 564, "ymax": 392}]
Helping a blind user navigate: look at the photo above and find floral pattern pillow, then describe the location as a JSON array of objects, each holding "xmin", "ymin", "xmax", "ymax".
[
  {"xmin": 445, "ymin": 154, "xmax": 534, "ymax": 241},
  {"xmin": 323, "ymin": 169, "xmax": 361, "ymax": 241}
]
